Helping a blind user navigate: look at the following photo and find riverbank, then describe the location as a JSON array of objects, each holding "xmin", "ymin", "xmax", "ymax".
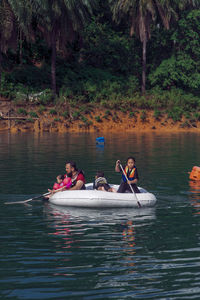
[{"xmin": 0, "ymin": 100, "xmax": 200, "ymax": 133}]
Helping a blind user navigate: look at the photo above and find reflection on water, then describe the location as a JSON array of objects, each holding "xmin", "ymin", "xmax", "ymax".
[
  {"xmin": 44, "ymin": 203, "xmax": 156, "ymax": 225},
  {"xmin": 121, "ymin": 220, "xmax": 136, "ymax": 275},
  {"xmin": 189, "ymin": 180, "xmax": 200, "ymax": 214},
  {"xmin": 43, "ymin": 203, "xmax": 156, "ymax": 291}
]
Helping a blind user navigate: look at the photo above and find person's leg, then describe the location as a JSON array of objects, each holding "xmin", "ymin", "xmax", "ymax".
[
  {"xmin": 120, "ymin": 183, "xmax": 141, "ymax": 193},
  {"xmin": 117, "ymin": 182, "xmax": 127, "ymax": 193},
  {"xmin": 131, "ymin": 184, "xmax": 141, "ymax": 193}
]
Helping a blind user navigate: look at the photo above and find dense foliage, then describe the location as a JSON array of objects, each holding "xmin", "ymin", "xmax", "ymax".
[{"xmin": 0, "ymin": 0, "xmax": 200, "ymax": 112}]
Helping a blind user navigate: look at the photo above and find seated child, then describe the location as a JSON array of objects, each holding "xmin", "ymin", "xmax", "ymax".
[
  {"xmin": 93, "ymin": 171, "xmax": 116, "ymax": 192},
  {"xmin": 48, "ymin": 174, "xmax": 72, "ymax": 193}
]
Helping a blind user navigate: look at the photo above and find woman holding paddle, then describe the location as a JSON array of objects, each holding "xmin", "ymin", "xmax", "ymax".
[{"xmin": 115, "ymin": 157, "xmax": 140, "ymax": 193}]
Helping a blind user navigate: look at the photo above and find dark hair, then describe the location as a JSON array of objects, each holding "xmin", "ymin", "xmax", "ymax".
[
  {"xmin": 96, "ymin": 171, "xmax": 104, "ymax": 178},
  {"xmin": 66, "ymin": 161, "xmax": 78, "ymax": 171},
  {"xmin": 57, "ymin": 174, "xmax": 65, "ymax": 180},
  {"xmin": 126, "ymin": 156, "xmax": 135, "ymax": 163}
]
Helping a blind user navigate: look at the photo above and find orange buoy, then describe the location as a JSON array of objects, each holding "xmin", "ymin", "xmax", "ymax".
[{"xmin": 189, "ymin": 166, "xmax": 200, "ymax": 181}]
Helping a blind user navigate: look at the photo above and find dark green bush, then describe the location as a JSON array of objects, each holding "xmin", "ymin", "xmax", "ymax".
[
  {"xmin": 95, "ymin": 115, "xmax": 102, "ymax": 122},
  {"xmin": 140, "ymin": 110, "xmax": 147, "ymax": 122},
  {"xmin": 17, "ymin": 108, "xmax": 27, "ymax": 115},
  {"xmin": 29, "ymin": 111, "xmax": 38, "ymax": 118},
  {"xmin": 167, "ymin": 107, "xmax": 183, "ymax": 122},
  {"xmin": 153, "ymin": 110, "xmax": 162, "ymax": 120},
  {"xmin": 49, "ymin": 109, "xmax": 57, "ymax": 115}
]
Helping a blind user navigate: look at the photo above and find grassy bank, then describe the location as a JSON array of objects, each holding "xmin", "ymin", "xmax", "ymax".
[{"xmin": 0, "ymin": 89, "xmax": 200, "ymax": 132}]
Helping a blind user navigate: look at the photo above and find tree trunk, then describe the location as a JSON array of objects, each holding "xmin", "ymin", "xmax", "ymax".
[
  {"xmin": 0, "ymin": 51, "xmax": 2, "ymax": 88},
  {"xmin": 51, "ymin": 28, "xmax": 57, "ymax": 96},
  {"xmin": 19, "ymin": 29, "xmax": 23, "ymax": 65},
  {"xmin": 141, "ymin": 37, "xmax": 147, "ymax": 95}
]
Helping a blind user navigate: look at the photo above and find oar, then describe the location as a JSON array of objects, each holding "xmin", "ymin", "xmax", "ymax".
[
  {"xmin": 119, "ymin": 164, "xmax": 141, "ymax": 208},
  {"xmin": 4, "ymin": 186, "xmax": 64, "ymax": 205},
  {"xmin": 4, "ymin": 192, "xmax": 50, "ymax": 205}
]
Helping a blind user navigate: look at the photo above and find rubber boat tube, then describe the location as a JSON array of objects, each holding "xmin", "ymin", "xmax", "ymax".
[{"xmin": 48, "ymin": 183, "xmax": 157, "ymax": 208}]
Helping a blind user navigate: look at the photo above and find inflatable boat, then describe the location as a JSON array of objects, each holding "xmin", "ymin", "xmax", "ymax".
[{"xmin": 48, "ymin": 183, "xmax": 157, "ymax": 208}]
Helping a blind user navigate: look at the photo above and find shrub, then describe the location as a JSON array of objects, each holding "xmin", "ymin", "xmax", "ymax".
[
  {"xmin": 140, "ymin": 110, "xmax": 147, "ymax": 122},
  {"xmin": 29, "ymin": 111, "xmax": 38, "ymax": 118},
  {"xmin": 167, "ymin": 106, "xmax": 183, "ymax": 122},
  {"xmin": 81, "ymin": 116, "xmax": 88, "ymax": 123},
  {"xmin": 183, "ymin": 111, "xmax": 191, "ymax": 119},
  {"xmin": 103, "ymin": 110, "xmax": 112, "ymax": 119},
  {"xmin": 193, "ymin": 112, "xmax": 200, "ymax": 121},
  {"xmin": 153, "ymin": 109, "xmax": 162, "ymax": 120},
  {"xmin": 129, "ymin": 111, "xmax": 136, "ymax": 118},
  {"xmin": 17, "ymin": 108, "xmax": 27, "ymax": 116},
  {"xmin": 120, "ymin": 106, "xmax": 127, "ymax": 113},
  {"xmin": 180, "ymin": 121, "xmax": 191, "ymax": 128},
  {"xmin": 95, "ymin": 115, "xmax": 102, "ymax": 122},
  {"xmin": 62, "ymin": 111, "xmax": 69, "ymax": 118},
  {"xmin": 112, "ymin": 113, "xmax": 119, "ymax": 122},
  {"xmin": 38, "ymin": 105, "xmax": 46, "ymax": 114},
  {"xmin": 27, "ymin": 118, "xmax": 35, "ymax": 123},
  {"xmin": 72, "ymin": 111, "xmax": 80, "ymax": 120},
  {"xmin": 37, "ymin": 89, "xmax": 53, "ymax": 104},
  {"xmin": 49, "ymin": 109, "xmax": 57, "ymax": 115}
]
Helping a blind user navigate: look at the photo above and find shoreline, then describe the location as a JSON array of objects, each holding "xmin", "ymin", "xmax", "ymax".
[{"xmin": 0, "ymin": 104, "xmax": 200, "ymax": 133}]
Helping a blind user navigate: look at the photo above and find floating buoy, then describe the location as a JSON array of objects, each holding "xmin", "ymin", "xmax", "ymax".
[
  {"xmin": 96, "ymin": 137, "xmax": 105, "ymax": 145},
  {"xmin": 189, "ymin": 166, "xmax": 200, "ymax": 181}
]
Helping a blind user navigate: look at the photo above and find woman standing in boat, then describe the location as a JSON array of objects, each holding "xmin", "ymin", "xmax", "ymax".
[
  {"xmin": 115, "ymin": 157, "xmax": 140, "ymax": 193},
  {"xmin": 65, "ymin": 161, "xmax": 86, "ymax": 190}
]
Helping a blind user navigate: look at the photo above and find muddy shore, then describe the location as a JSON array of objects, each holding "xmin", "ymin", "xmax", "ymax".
[{"xmin": 0, "ymin": 99, "xmax": 199, "ymax": 133}]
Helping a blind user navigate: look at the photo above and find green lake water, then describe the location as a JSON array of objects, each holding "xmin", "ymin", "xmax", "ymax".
[{"xmin": 1, "ymin": 131, "xmax": 200, "ymax": 299}]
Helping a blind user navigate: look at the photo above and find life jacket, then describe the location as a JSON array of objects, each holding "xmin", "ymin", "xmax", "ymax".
[
  {"xmin": 63, "ymin": 177, "xmax": 72, "ymax": 189},
  {"xmin": 71, "ymin": 170, "xmax": 86, "ymax": 190},
  {"xmin": 53, "ymin": 177, "xmax": 72, "ymax": 190},
  {"xmin": 122, "ymin": 166, "xmax": 136, "ymax": 182},
  {"xmin": 53, "ymin": 182, "xmax": 65, "ymax": 190}
]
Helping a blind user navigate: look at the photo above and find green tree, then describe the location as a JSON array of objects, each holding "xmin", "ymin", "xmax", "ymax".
[
  {"xmin": 109, "ymin": 0, "xmax": 199, "ymax": 94},
  {"xmin": 149, "ymin": 10, "xmax": 200, "ymax": 92},
  {"xmin": 0, "ymin": 0, "xmax": 18, "ymax": 84},
  {"xmin": 31, "ymin": 0, "xmax": 97, "ymax": 96},
  {"xmin": 8, "ymin": 0, "xmax": 34, "ymax": 64}
]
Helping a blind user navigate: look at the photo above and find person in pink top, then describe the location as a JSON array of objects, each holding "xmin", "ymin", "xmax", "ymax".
[{"xmin": 48, "ymin": 174, "xmax": 72, "ymax": 193}]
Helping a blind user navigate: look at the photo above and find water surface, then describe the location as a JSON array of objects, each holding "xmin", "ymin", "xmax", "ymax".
[{"xmin": 1, "ymin": 131, "xmax": 200, "ymax": 299}]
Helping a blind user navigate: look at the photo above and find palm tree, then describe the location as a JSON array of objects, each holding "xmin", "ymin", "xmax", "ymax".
[
  {"xmin": 31, "ymin": 0, "xmax": 97, "ymax": 96},
  {"xmin": 0, "ymin": 0, "xmax": 18, "ymax": 84},
  {"xmin": 8, "ymin": 0, "xmax": 35, "ymax": 64},
  {"xmin": 110, "ymin": 0, "xmax": 199, "ymax": 94}
]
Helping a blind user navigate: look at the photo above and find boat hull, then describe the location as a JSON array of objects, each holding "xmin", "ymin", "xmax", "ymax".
[{"xmin": 49, "ymin": 184, "xmax": 157, "ymax": 208}]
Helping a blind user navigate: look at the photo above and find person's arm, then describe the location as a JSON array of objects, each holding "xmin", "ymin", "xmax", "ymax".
[
  {"xmin": 127, "ymin": 168, "xmax": 139, "ymax": 185},
  {"xmin": 115, "ymin": 160, "xmax": 121, "ymax": 172},
  {"xmin": 127, "ymin": 178, "xmax": 138, "ymax": 185},
  {"xmin": 69, "ymin": 180, "xmax": 84, "ymax": 190}
]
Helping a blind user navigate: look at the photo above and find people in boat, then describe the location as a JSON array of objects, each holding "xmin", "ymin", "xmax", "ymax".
[
  {"xmin": 47, "ymin": 174, "xmax": 72, "ymax": 194},
  {"xmin": 52, "ymin": 175, "xmax": 72, "ymax": 190},
  {"xmin": 115, "ymin": 157, "xmax": 140, "ymax": 193},
  {"xmin": 65, "ymin": 161, "xmax": 86, "ymax": 190},
  {"xmin": 93, "ymin": 171, "xmax": 116, "ymax": 192}
]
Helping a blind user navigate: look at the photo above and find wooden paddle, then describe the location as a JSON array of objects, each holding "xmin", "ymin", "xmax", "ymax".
[
  {"xmin": 119, "ymin": 164, "xmax": 141, "ymax": 208},
  {"xmin": 4, "ymin": 187, "xmax": 64, "ymax": 205}
]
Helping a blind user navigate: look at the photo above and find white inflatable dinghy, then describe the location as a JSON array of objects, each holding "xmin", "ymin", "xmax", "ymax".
[{"xmin": 48, "ymin": 183, "xmax": 157, "ymax": 208}]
